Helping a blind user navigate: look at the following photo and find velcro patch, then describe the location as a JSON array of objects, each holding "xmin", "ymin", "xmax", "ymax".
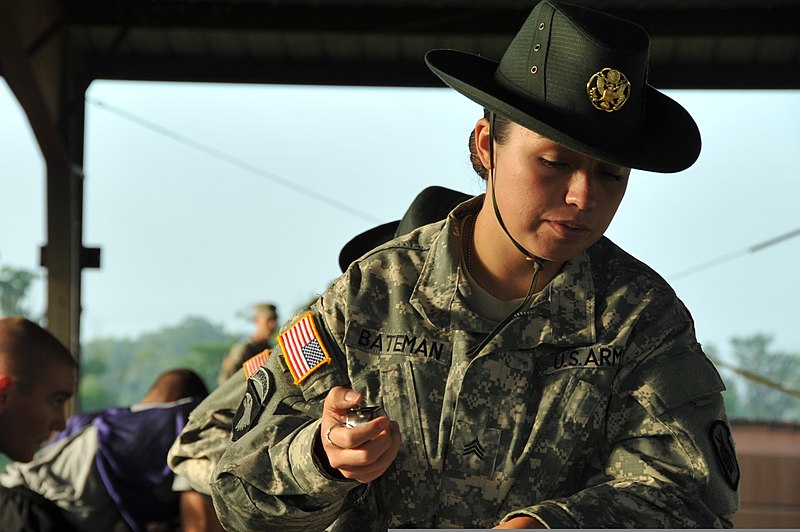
[
  {"xmin": 710, "ymin": 420, "xmax": 740, "ymax": 490},
  {"xmin": 231, "ymin": 367, "xmax": 272, "ymax": 441},
  {"xmin": 278, "ymin": 312, "xmax": 331, "ymax": 384},
  {"xmin": 242, "ymin": 349, "xmax": 270, "ymax": 379}
]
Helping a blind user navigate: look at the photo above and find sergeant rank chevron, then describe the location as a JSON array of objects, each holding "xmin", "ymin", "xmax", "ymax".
[{"xmin": 463, "ymin": 437, "xmax": 485, "ymax": 460}]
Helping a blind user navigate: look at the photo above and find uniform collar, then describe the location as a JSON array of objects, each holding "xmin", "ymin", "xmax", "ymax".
[{"xmin": 410, "ymin": 194, "xmax": 596, "ymax": 348}]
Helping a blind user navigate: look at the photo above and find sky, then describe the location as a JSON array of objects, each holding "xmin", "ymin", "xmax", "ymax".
[{"xmin": 1, "ymin": 79, "xmax": 799, "ymax": 364}]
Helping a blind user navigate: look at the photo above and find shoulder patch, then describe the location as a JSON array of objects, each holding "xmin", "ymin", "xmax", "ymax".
[
  {"xmin": 710, "ymin": 420, "xmax": 740, "ymax": 491},
  {"xmin": 242, "ymin": 349, "xmax": 270, "ymax": 379},
  {"xmin": 278, "ymin": 312, "xmax": 331, "ymax": 384},
  {"xmin": 231, "ymin": 367, "xmax": 273, "ymax": 441}
]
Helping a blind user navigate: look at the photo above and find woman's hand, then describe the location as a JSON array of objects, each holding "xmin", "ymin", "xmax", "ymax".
[
  {"xmin": 493, "ymin": 516, "xmax": 546, "ymax": 528},
  {"xmin": 318, "ymin": 386, "xmax": 401, "ymax": 483}
]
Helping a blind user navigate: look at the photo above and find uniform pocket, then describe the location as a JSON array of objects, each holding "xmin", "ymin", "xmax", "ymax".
[
  {"xmin": 433, "ymin": 372, "xmax": 607, "ymax": 528},
  {"xmin": 377, "ymin": 360, "xmax": 442, "ymax": 526},
  {"xmin": 498, "ymin": 375, "xmax": 606, "ymax": 516},
  {"xmin": 630, "ymin": 350, "xmax": 725, "ymax": 418}
]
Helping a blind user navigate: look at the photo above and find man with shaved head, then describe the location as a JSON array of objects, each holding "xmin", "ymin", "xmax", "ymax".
[
  {"xmin": 0, "ymin": 316, "xmax": 78, "ymax": 531},
  {"xmin": 2, "ymin": 366, "xmax": 223, "ymax": 531}
]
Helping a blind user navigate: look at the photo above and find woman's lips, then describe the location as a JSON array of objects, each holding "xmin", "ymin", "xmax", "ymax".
[{"xmin": 548, "ymin": 220, "xmax": 590, "ymax": 238}]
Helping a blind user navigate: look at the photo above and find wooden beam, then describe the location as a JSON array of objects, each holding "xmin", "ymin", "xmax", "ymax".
[
  {"xmin": 0, "ymin": 0, "xmax": 87, "ymax": 364},
  {"xmin": 61, "ymin": 1, "xmax": 798, "ymax": 37}
]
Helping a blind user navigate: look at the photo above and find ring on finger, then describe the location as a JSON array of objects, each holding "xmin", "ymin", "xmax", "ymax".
[{"xmin": 324, "ymin": 423, "xmax": 347, "ymax": 449}]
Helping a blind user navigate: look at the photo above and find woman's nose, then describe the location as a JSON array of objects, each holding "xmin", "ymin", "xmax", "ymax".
[{"xmin": 565, "ymin": 170, "xmax": 596, "ymax": 210}]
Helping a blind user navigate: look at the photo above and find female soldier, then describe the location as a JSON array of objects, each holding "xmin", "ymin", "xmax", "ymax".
[{"xmin": 210, "ymin": 1, "xmax": 740, "ymax": 529}]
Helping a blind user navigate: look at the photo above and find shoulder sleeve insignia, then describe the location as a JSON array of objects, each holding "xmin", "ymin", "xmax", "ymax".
[
  {"xmin": 710, "ymin": 420, "xmax": 740, "ymax": 491},
  {"xmin": 242, "ymin": 348, "xmax": 270, "ymax": 379},
  {"xmin": 231, "ymin": 366, "xmax": 273, "ymax": 442},
  {"xmin": 278, "ymin": 312, "xmax": 331, "ymax": 384}
]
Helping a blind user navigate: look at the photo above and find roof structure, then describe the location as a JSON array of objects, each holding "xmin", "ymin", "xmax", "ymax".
[
  {"xmin": 1, "ymin": 0, "xmax": 799, "ymax": 351},
  {"xmin": 30, "ymin": 0, "xmax": 800, "ymax": 89}
]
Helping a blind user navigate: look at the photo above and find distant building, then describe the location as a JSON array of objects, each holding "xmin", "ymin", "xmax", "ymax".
[{"xmin": 731, "ymin": 419, "xmax": 800, "ymax": 528}]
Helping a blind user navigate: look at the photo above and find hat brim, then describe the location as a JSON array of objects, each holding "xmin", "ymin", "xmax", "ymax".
[
  {"xmin": 338, "ymin": 186, "xmax": 473, "ymax": 273},
  {"xmin": 426, "ymin": 49, "xmax": 700, "ymax": 173},
  {"xmin": 338, "ymin": 221, "xmax": 399, "ymax": 273}
]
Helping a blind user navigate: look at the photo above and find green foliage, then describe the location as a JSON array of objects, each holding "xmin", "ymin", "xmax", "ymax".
[
  {"xmin": 75, "ymin": 314, "xmax": 799, "ymax": 423},
  {"xmin": 0, "ymin": 262, "xmax": 37, "ymax": 318},
  {"xmin": 80, "ymin": 316, "xmax": 239, "ymax": 411},
  {"xmin": 729, "ymin": 334, "xmax": 800, "ymax": 422},
  {"xmin": 184, "ymin": 340, "xmax": 235, "ymax": 391},
  {"xmin": 79, "ymin": 372, "xmax": 117, "ymax": 412},
  {"xmin": 710, "ymin": 335, "xmax": 800, "ymax": 422}
]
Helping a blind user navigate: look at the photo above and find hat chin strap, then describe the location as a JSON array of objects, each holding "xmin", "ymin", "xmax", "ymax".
[
  {"xmin": 465, "ymin": 113, "xmax": 547, "ymax": 358},
  {"xmin": 487, "ymin": 112, "xmax": 546, "ymax": 268}
]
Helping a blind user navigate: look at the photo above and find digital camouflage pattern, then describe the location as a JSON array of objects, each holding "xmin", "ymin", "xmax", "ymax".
[
  {"xmin": 210, "ymin": 196, "xmax": 739, "ymax": 530},
  {"xmin": 167, "ymin": 370, "xmax": 244, "ymax": 495}
]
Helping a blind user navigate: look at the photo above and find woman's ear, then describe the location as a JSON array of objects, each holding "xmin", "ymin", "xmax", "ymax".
[{"xmin": 474, "ymin": 117, "xmax": 492, "ymax": 173}]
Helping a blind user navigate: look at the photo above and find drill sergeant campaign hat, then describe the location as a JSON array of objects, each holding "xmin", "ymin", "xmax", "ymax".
[
  {"xmin": 338, "ymin": 185, "xmax": 472, "ymax": 272},
  {"xmin": 425, "ymin": 0, "xmax": 701, "ymax": 173}
]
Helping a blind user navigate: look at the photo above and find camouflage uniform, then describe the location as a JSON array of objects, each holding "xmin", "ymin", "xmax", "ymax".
[
  {"xmin": 168, "ymin": 370, "xmax": 245, "ymax": 495},
  {"xmin": 211, "ymin": 196, "xmax": 740, "ymax": 530}
]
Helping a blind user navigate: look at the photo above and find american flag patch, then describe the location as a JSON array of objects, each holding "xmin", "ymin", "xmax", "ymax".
[
  {"xmin": 242, "ymin": 349, "xmax": 270, "ymax": 379},
  {"xmin": 278, "ymin": 312, "xmax": 331, "ymax": 384}
]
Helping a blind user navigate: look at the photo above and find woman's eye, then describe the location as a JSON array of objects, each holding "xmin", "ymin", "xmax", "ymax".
[
  {"xmin": 601, "ymin": 171, "xmax": 624, "ymax": 181},
  {"xmin": 540, "ymin": 158, "xmax": 565, "ymax": 168}
]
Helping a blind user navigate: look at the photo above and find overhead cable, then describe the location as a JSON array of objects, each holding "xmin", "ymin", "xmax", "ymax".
[
  {"xmin": 670, "ymin": 227, "xmax": 800, "ymax": 281},
  {"xmin": 87, "ymin": 98, "xmax": 382, "ymax": 224},
  {"xmin": 710, "ymin": 356, "xmax": 800, "ymax": 400}
]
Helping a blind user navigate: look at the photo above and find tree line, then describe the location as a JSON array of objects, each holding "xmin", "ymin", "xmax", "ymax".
[
  {"xmin": 79, "ymin": 315, "xmax": 238, "ymax": 410},
  {"xmin": 76, "ymin": 318, "xmax": 799, "ymax": 422},
  {"xmin": 1, "ymin": 259, "xmax": 798, "ymax": 420}
]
